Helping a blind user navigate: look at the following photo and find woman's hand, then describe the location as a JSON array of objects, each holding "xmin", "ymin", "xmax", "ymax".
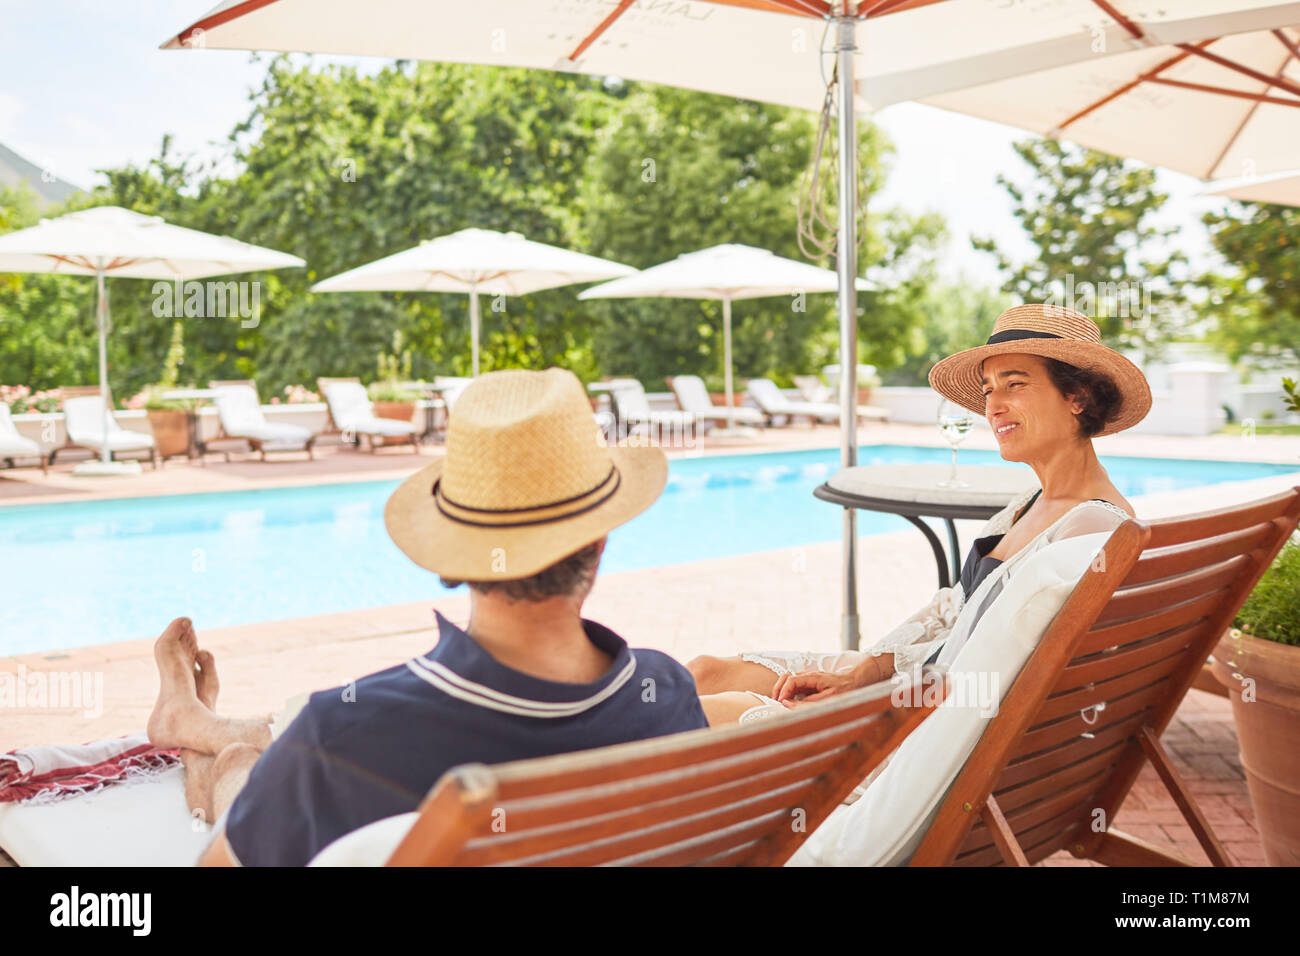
[{"xmin": 772, "ymin": 669, "xmax": 858, "ymax": 707}]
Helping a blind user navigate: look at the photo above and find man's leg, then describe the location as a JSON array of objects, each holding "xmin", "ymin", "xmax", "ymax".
[{"xmin": 147, "ymin": 618, "xmax": 273, "ymax": 756}]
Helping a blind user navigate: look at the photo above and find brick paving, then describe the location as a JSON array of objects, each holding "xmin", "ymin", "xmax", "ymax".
[{"xmin": 2, "ymin": 421, "xmax": 1296, "ymax": 866}]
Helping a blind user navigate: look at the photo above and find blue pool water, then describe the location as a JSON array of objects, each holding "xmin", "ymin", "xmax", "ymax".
[{"xmin": 2, "ymin": 445, "xmax": 1296, "ymax": 655}]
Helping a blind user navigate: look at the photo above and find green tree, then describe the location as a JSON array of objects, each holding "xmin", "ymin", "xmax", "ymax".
[
  {"xmin": 879, "ymin": 280, "xmax": 1015, "ymax": 386},
  {"xmin": 1200, "ymin": 200, "xmax": 1300, "ymax": 369},
  {"xmin": 974, "ymin": 138, "xmax": 1190, "ymax": 358}
]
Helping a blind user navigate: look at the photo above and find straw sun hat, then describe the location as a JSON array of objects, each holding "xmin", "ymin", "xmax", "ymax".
[
  {"xmin": 928, "ymin": 303, "xmax": 1151, "ymax": 437},
  {"xmin": 385, "ymin": 367, "xmax": 667, "ymax": 581}
]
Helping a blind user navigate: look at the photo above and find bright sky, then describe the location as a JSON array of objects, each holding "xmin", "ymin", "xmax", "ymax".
[{"xmin": 0, "ymin": 1, "xmax": 1235, "ymax": 287}]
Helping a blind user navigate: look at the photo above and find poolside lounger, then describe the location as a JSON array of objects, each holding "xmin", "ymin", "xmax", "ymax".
[
  {"xmin": 792, "ymin": 374, "xmax": 835, "ymax": 404},
  {"xmin": 0, "ymin": 404, "xmax": 46, "ymax": 473},
  {"xmin": 606, "ymin": 379, "xmax": 698, "ymax": 442},
  {"xmin": 317, "ymin": 377, "xmax": 419, "ymax": 453},
  {"xmin": 904, "ymin": 485, "xmax": 1300, "ymax": 866},
  {"xmin": 309, "ymin": 672, "xmax": 944, "ymax": 866},
  {"xmin": 208, "ymin": 381, "xmax": 316, "ymax": 461},
  {"xmin": 50, "ymin": 386, "xmax": 158, "ymax": 468},
  {"xmin": 747, "ymin": 378, "xmax": 888, "ymax": 427},
  {"xmin": 668, "ymin": 375, "xmax": 765, "ymax": 428}
]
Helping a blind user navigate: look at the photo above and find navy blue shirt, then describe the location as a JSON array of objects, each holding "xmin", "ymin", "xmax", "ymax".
[{"xmin": 224, "ymin": 612, "xmax": 708, "ymax": 866}]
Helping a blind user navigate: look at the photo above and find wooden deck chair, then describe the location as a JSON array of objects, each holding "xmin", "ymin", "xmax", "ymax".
[
  {"xmin": 383, "ymin": 672, "xmax": 945, "ymax": 867},
  {"xmin": 50, "ymin": 385, "xmax": 159, "ymax": 469},
  {"xmin": 317, "ymin": 376, "xmax": 419, "ymax": 452},
  {"xmin": 908, "ymin": 485, "xmax": 1300, "ymax": 867},
  {"xmin": 206, "ymin": 380, "xmax": 316, "ymax": 461}
]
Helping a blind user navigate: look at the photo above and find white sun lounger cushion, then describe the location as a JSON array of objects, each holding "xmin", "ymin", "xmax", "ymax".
[
  {"xmin": 62, "ymin": 396, "xmax": 157, "ymax": 451},
  {"xmin": 0, "ymin": 406, "xmax": 41, "ymax": 457},
  {"xmin": 786, "ymin": 531, "xmax": 1113, "ymax": 866},
  {"xmin": 0, "ymin": 766, "xmax": 211, "ymax": 867}
]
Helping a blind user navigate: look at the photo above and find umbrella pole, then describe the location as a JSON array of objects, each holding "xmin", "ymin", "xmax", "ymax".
[
  {"xmin": 835, "ymin": 7, "xmax": 860, "ymax": 651},
  {"xmin": 96, "ymin": 263, "xmax": 112, "ymax": 464},
  {"xmin": 470, "ymin": 283, "xmax": 480, "ymax": 377},
  {"xmin": 722, "ymin": 296, "xmax": 734, "ymax": 432}
]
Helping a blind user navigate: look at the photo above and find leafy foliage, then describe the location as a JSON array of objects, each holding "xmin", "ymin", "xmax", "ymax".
[
  {"xmin": 974, "ymin": 138, "xmax": 1191, "ymax": 358},
  {"xmin": 1234, "ymin": 538, "xmax": 1300, "ymax": 646},
  {"xmin": 1200, "ymin": 201, "xmax": 1300, "ymax": 369},
  {"xmin": 0, "ymin": 60, "xmax": 945, "ymax": 397}
]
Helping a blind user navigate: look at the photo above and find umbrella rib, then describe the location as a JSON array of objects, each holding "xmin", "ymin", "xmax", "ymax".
[
  {"xmin": 1273, "ymin": 28, "xmax": 1300, "ymax": 63},
  {"xmin": 1055, "ymin": 43, "xmax": 1206, "ymax": 132},
  {"xmin": 1201, "ymin": 51, "xmax": 1297, "ymax": 179},
  {"xmin": 1174, "ymin": 42, "xmax": 1300, "ymax": 99},
  {"xmin": 1145, "ymin": 77, "xmax": 1300, "ymax": 109},
  {"xmin": 566, "ymin": 0, "xmax": 636, "ymax": 62}
]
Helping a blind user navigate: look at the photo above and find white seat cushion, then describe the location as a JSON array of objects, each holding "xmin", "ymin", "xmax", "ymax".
[
  {"xmin": 83, "ymin": 430, "xmax": 157, "ymax": 452},
  {"xmin": 351, "ymin": 417, "xmax": 416, "ymax": 437},
  {"xmin": 787, "ymin": 532, "xmax": 1113, "ymax": 867},
  {"xmin": 234, "ymin": 422, "xmax": 313, "ymax": 447},
  {"xmin": 308, "ymin": 812, "xmax": 419, "ymax": 866},
  {"xmin": 0, "ymin": 436, "xmax": 41, "ymax": 457},
  {"xmin": 0, "ymin": 766, "xmax": 211, "ymax": 867}
]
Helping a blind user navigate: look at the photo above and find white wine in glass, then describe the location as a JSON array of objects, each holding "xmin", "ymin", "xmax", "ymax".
[{"xmin": 936, "ymin": 400, "xmax": 976, "ymax": 488}]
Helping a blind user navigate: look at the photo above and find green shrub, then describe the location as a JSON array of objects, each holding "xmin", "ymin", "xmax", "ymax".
[{"xmin": 1234, "ymin": 536, "xmax": 1300, "ymax": 646}]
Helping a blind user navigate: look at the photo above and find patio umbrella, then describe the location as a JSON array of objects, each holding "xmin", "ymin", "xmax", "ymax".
[
  {"xmin": 911, "ymin": 22, "xmax": 1300, "ymax": 182},
  {"xmin": 311, "ymin": 228, "xmax": 635, "ymax": 376},
  {"xmin": 0, "ymin": 205, "xmax": 304, "ymax": 473},
  {"xmin": 1202, "ymin": 167, "xmax": 1300, "ymax": 204},
  {"xmin": 163, "ymin": 0, "xmax": 1300, "ymax": 647},
  {"xmin": 579, "ymin": 243, "xmax": 871, "ymax": 435}
]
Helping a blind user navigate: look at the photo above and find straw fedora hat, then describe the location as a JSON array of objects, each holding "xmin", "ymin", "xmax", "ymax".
[
  {"xmin": 928, "ymin": 303, "xmax": 1151, "ymax": 437},
  {"xmin": 385, "ymin": 368, "xmax": 667, "ymax": 580}
]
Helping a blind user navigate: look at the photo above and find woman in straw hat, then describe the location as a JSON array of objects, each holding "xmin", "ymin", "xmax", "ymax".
[{"xmin": 690, "ymin": 303, "xmax": 1152, "ymax": 723}]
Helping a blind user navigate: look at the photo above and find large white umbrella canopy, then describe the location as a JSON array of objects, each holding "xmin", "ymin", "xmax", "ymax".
[
  {"xmin": 580, "ymin": 243, "xmax": 870, "ymax": 431},
  {"xmin": 163, "ymin": 0, "xmax": 1300, "ymax": 648},
  {"xmin": 0, "ymin": 206, "xmax": 304, "ymax": 466},
  {"xmin": 1202, "ymin": 167, "xmax": 1300, "ymax": 204},
  {"xmin": 919, "ymin": 22, "xmax": 1300, "ymax": 181},
  {"xmin": 312, "ymin": 227, "xmax": 634, "ymax": 375}
]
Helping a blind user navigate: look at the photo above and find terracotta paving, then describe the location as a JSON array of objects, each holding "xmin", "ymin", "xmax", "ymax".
[{"xmin": 2, "ymin": 422, "xmax": 1297, "ymax": 866}]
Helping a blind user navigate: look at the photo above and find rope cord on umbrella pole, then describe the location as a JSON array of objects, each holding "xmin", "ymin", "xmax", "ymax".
[{"xmin": 796, "ymin": 55, "xmax": 870, "ymax": 266}]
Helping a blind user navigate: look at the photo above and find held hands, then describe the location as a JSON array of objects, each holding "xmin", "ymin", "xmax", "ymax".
[{"xmin": 772, "ymin": 669, "xmax": 858, "ymax": 708}]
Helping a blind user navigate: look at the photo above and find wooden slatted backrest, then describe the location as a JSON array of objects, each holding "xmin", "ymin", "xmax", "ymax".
[
  {"xmin": 911, "ymin": 485, "xmax": 1300, "ymax": 866},
  {"xmin": 386, "ymin": 673, "xmax": 945, "ymax": 867}
]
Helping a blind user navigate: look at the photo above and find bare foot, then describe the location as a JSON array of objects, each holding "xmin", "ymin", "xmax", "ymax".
[
  {"xmin": 195, "ymin": 650, "xmax": 219, "ymax": 710},
  {"xmin": 147, "ymin": 618, "xmax": 209, "ymax": 749}
]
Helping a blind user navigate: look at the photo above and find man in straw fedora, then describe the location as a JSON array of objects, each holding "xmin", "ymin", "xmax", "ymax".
[
  {"xmin": 689, "ymin": 303, "xmax": 1151, "ymax": 725},
  {"xmin": 140, "ymin": 368, "xmax": 708, "ymax": 866}
]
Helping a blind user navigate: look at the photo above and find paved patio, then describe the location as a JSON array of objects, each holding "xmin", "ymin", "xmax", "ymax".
[{"xmin": 1, "ymin": 421, "xmax": 1296, "ymax": 866}]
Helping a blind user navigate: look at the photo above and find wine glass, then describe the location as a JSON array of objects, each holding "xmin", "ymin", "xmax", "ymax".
[{"xmin": 936, "ymin": 399, "xmax": 975, "ymax": 488}]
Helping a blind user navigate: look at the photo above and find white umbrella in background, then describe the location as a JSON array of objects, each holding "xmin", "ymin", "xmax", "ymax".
[
  {"xmin": 580, "ymin": 244, "xmax": 871, "ymax": 436},
  {"xmin": 1201, "ymin": 167, "xmax": 1300, "ymax": 204},
  {"xmin": 0, "ymin": 206, "xmax": 304, "ymax": 474},
  {"xmin": 312, "ymin": 228, "xmax": 634, "ymax": 376},
  {"xmin": 164, "ymin": 0, "xmax": 1300, "ymax": 648}
]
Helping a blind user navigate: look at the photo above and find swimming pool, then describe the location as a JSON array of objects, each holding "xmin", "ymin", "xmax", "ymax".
[{"xmin": 2, "ymin": 445, "xmax": 1296, "ymax": 655}]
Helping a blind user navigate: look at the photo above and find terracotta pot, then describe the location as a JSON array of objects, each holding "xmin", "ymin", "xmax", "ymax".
[
  {"xmin": 146, "ymin": 408, "xmax": 191, "ymax": 458},
  {"xmin": 371, "ymin": 401, "xmax": 415, "ymax": 445},
  {"xmin": 1211, "ymin": 628, "xmax": 1300, "ymax": 866},
  {"xmin": 857, "ymin": 386, "xmax": 874, "ymax": 406},
  {"xmin": 708, "ymin": 392, "xmax": 748, "ymax": 407}
]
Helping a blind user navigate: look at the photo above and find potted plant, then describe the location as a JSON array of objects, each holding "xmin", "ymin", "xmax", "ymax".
[
  {"xmin": 368, "ymin": 332, "xmax": 420, "ymax": 444},
  {"xmin": 1211, "ymin": 530, "xmax": 1300, "ymax": 866},
  {"xmin": 135, "ymin": 321, "xmax": 199, "ymax": 459}
]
